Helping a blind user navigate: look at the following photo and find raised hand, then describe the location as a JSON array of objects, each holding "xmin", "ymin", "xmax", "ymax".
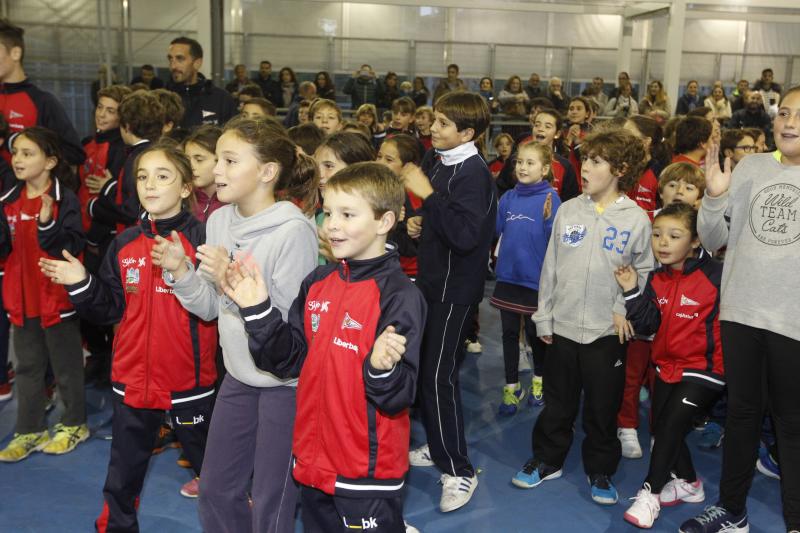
[
  {"xmin": 39, "ymin": 249, "xmax": 87, "ymax": 286},
  {"xmin": 543, "ymin": 192, "xmax": 553, "ymax": 220},
  {"xmin": 407, "ymin": 216, "xmax": 423, "ymax": 239},
  {"xmin": 704, "ymin": 142, "xmax": 732, "ymax": 198},
  {"xmin": 196, "ymin": 244, "xmax": 231, "ymax": 286},
  {"xmin": 400, "ymin": 163, "xmax": 434, "ymax": 200},
  {"xmin": 152, "ymin": 230, "xmax": 188, "ymax": 276},
  {"xmin": 220, "ymin": 260, "xmax": 269, "ymax": 309},
  {"xmin": 39, "ymin": 194, "xmax": 54, "ymax": 224},
  {"xmin": 613, "ymin": 264, "xmax": 638, "ymax": 292},
  {"xmin": 86, "ymin": 169, "xmax": 114, "ymax": 194},
  {"xmin": 369, "ymin": 325, "xmax": 407, "ymax": 371},
  {"xmin": 613, "ymin": 312, "xmax": 635, "ymax": 344}
]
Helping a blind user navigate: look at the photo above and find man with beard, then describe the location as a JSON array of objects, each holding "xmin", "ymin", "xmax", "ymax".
[
  {"xmin": 254, "ymin": 60, "xmax": 281, "ymax": 105},
  {"xmin": 166, "ymin": 36, "xmax": 236, "ymax": 129},
  {"xmin": 728, "ymin": 91, "xmax": 772, "ymax": 132}
]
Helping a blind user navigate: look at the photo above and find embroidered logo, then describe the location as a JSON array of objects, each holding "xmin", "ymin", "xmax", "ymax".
[
  {"xmin": 341, "ymin": 312, "xmax": 363, "ymax": 331},
  {"xmin": 562, "ymin": 224, "xmax": 587, "ymax": 247},
  {"xmin": 125, "ymin": 267, "xmax": 140, "ymax": 293},
  {"xmin": 201, "ymin": 110, "xmax": 216, "ymax": 118},
  {"xmin": 308, "ymin": 300, "xmax": 331, "ymax": 313},
  {"xmin": 333, "ymin": 336, "xmax": 359, "ymax": 354},
  {"xmin": 657, "ymin": 296, "xmax": 668, "ymax": 306},
  {"xmin": 637, "ymin": 185, "xmax": 652, "ymax": 194},
  {"xmin": 680, "ymin": 294, "xmax": 700, "ymax": 306},
  {"xmin": 8, "ymin": 110, "xmax": 23, "ymax": 119},
  {"xmin": 311, "ymin": 313, "xmax": 320, "ymax": 333}
]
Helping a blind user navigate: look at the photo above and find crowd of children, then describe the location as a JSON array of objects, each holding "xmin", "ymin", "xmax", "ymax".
[{"xmin": 1, "ymin": 14, "xmax": 799, "ymax": 533}]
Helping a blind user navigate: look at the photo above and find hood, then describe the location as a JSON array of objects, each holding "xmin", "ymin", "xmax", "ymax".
[{"xmin": 228, "ymin": 200, "xmax": 317, "ymax": 242}]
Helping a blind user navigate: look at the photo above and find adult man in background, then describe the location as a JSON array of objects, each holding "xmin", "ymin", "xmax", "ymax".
[
  {"xmin": 166, "ymin": 36, "xmax": 236, "ymax": 129},
  {"xmin": 254, "ymin": 60, "xmax": 281, "ymax": 105}
]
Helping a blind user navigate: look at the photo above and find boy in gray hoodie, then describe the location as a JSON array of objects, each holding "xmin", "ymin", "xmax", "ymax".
[{"xmin": 512, "ymin": 129, "xmax": 654, "ymax": 506}]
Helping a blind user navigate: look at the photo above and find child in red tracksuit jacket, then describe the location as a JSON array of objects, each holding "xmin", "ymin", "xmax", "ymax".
[
  {"xmin": 0, "ymin": 127, "xmax": 86, "ymax": 463},
  {"xmin": 222, "ymin": 163, "xmax": 427, "ymax": 532},
  {"xmin": 613, "ymin": 202, "xmax": 724, "ymax": 529},
  {"xmin": 40, "ymin": 142, "xmax": 218, "ymax": 532}
]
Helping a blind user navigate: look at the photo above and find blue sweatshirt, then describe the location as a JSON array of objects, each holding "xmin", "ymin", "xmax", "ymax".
[{"xmin": 495, "ymin": 181, "xmax": 560, "ymax": 291}]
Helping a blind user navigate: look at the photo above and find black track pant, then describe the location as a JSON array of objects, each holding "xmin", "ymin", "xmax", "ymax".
[
  {"xmin": 532, "ymin": 334, "xmax": 626, "ymax": 475},
  {"xmin": 300, "ymin": 486, "xmax": 404, "ymax": 533},
  {"xmin": 500, "ymin": 309, "xmax": 545, "ymax": 384},
  {"xmin": 645, "ymin": 376, "xmax": 721, "ymax": 493},
  {"xmin": 95, "ymin": 395, "xmax": 212, "ymax": 532},
  {"xmin": 419, "ymin": 301, "xmax": 474, "ymax": 477},
  {"xmin": 718, "ymin": 321, "xmax": 800, "ymax": 529}
]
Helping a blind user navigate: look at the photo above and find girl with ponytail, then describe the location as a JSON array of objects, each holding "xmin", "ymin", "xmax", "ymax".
[
  {"xmin": 156, "ymin": 116, "xmax": 319, "ymax": 533},
  {"xmin": 625, "ymin": 114, "xmax": 672, "ymax": 219}
]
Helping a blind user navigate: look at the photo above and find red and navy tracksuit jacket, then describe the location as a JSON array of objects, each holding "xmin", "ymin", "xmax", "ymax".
[
  {"xmin": 0, "ymin": 178, "xmax": 85, "ymax": 328},
  {"xmin": 64, "ymin": 211, "xmax": 217, "ymax": 409},
  {"xmin": 0, "ymin": 79, "xmax": 85, "ymax": 166},
  {"xmin": 88, "ymin": 140, "xmax": 150, "ymax": 242},
  {"xmin": 627, "ymin": 159, "xmax": 663, "ymax": 221},
  {"xmin": 622, "ymin": 250, "xmax": 725, "ymax": 390},
  {"xmin": 79, "ymin": 129, "xmax": 127, "ymax": 237},
  {"xmin": 240, "ymin": 250, "xmax": 427, "ymax": 498},
  {"xmin": 563, "ymin": 122, "xmax": 592, "ymax": 194}
]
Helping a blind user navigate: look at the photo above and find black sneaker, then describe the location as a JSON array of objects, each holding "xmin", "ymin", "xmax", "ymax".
[
  {"xmin": 511, "ymin": 458, "xmax": 562, "ymax": 489},
  {"xmin": 152, "ymin": 424, "xmax": 180, "ymax": 455},
  {"xmin": 588, "ymin": 473, "xmax": 618, "ymax": 505},
  {"xmin": 679, "ymin": 505, "xmax": 749, "ymax": 533}
]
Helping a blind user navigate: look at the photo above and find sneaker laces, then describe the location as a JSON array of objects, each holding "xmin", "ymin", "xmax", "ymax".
[
  {"xmin": 590, "ymin": 474, "xmax": 611, "ymax": 490},
  {"xmin": 532, "ymin": 377, "xmax": 543, "ymax": 399},
  {"xmin": 440, "ymin": 474, "xmax": 473, "ymax": 493},
  {"xmin": 696, "ymin": 505, "xmax": 728, "ymax": 525},
  {"xmin": 520, "ymin": 458, "xmax": 539, "ymax": 476},
  {"xmin": 502, "ymin": 386, "xmax": 521, "ymax": 406}
]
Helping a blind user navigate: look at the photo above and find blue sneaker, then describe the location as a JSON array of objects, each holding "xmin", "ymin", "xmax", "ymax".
[
  {"xmin": 588, "ymin": 474, "xmax": 618, "ymax": 505},
  {"xmin": 679, "ymin": 505, "xmax": 749, "ymax": 533},
  {"xmin": 511, "ymin": 458, "xmax": 562, "ymax": 489},
  {"xmin": 498, "ymin": 384, "xmax": 525, "ymax": 416},
  {"xmin": 756, "ymin": 445, "xmax": 780, "ymax": 480},
  {"xmin": 697, "ymin": 422, "xmax": 724, "ymax": 450}
]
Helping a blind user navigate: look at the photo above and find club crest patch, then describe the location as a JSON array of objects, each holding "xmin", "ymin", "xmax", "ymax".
[
  {"xmin": 125, "ymin": 267, "xmax": 140, "ymax": 293},
  {"xmin": 562, "ymin": 224, "xmax": 587, "ymax": 247},
  {"xmin": 311, "ymin": 313, "xmax": 320, "ymax": 333}
]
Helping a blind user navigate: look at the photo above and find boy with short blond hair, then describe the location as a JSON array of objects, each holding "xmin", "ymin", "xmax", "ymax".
[{"xmin": 223, "ymin": 162, "xmax": 427, "ymax": 532}]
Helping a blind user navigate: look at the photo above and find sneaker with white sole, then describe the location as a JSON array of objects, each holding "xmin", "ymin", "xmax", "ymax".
[
  {"xmin": 408, "ymin": 444, "xmax": 435, "ymax": 467},
  {"xmin": 756, "ymin": 445, "xmax": 780, "ymax": 480},
  {"xmin": 511, "ymin": 458, "xmax": 562, "ymax": 489},
  {"xmin": 697, "ymin": 422, "xmax": 724, "ymax": 450},
  {"xmin": 439, "ymin": 473, "xmax": 478, "ymax": 512},
  {"xmin": 618, "ymin": 427, "xmax": 643, "ymax": 459},
  {"xmin": 660, "ymin": 476, "xmax": 705, "ymax": 506},
  {"xmin": 42, "ymin": 423, "xmax": 89, "ymax": 455},
  {"xmin": 529, "ymin": 375, "xmax": 544, "ymax": 407},
  {"xmin": 589, "ymin": 474, "xmax": 618, "ymax": 505},
  {"xmin": 678, "ymin": 505, "xmax": 749, "ymax": 533},
  {"xmin": 0, "ymin": 431, "xmax": 51, "ymax": 462},
  {"xmin": 180, "ymin": 477, "xmax": 199, "ymax": 498},
  {"xmin": 404, "ymin": 521, "xmax": 420, "ymax": 533},
  {"xmin": 624, "ymin": 483, "xmax": 661, "ymax": 529}
]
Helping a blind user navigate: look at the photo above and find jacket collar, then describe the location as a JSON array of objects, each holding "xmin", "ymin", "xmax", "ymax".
[
  {"xmin": 140, "ymin": 210, "xmax": 193, "ymax": 238},
  {"xmin": 656, "ymin": 247, "xmax": 710, "ymax": 276},
  {"xmin": 0, "ymin": 177, "xmax": 64, "ymax": 204},
  {"xmin": 335, "ymin": 249, "xmax": 400, "ymax": 282},
  {"xmin": 437, "ymin": 141, "xmax": 477, "ymax": 166}
]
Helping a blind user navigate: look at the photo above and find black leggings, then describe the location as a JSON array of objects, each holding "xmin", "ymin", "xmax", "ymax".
[
  {"xmin": 718, "ymin": 321, "xmax": 800, "ymax": 529},
  {"xmin": 499, "ymin": 309, "xmax": 545, "ymax": 384},
  {"xmin": 645, "ymin": 376, "xmax": 720, "ymax": 493}
]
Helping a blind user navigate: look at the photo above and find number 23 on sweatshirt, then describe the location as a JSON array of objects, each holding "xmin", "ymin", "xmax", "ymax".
[{"xmin": 534, "ymin": 194, "xmax": 655, "ymax": 344}]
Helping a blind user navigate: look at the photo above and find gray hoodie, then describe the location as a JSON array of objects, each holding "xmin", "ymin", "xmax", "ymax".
[
  {"xmin": 167, "ymin": 201, "xmax": 318, "ymax": 387},
  {"xmin": 698, "ymin": 153, "xmax": 800, "ymax": 342},
  {"xmin": 534, "ymin": 194, "xmax": 654, "ymax": 344}
]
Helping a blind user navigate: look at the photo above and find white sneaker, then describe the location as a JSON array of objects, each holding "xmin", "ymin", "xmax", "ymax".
[
  {"xmin": 624, "ymin": 483, "xmax": 660, "ymax": 528},
  {"xmin": 618, "ymin": 427, "xmax": 643, "ymax": 459},
  {"xmin": 439, "ymin": 473, "xmax": 478, "ymax": 512},
  {"xmin": 408, "ymin": 444, "xmax": 435, "ymax": 467},
  {"xmin": 404, "ymin": 521, "xmax": 420, "ymax": 533},
  {"xmin": 659, "ymin": 476, "xmax": 704, "ymax": 506},
  {"xmin": 465, "ymin": 340, "xmax": 482, "ymax": 353}
]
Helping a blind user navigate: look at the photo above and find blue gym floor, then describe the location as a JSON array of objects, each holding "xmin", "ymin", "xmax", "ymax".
[{"xmin": 0, "ymin": 286, "xmax": 785, "ymax": 532}]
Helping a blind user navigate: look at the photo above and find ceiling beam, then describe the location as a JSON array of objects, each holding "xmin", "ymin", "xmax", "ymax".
[
  {"xmin": 308, "ymin": 0, "xmax": 625, "ymax": 16},
  {"xmin": 686, "ymin": 9, "xmax": 800, "ymax": 23}
]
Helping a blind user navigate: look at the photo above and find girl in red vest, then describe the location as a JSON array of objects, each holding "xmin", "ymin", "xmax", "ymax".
[
  {"xmin": 39, "ymin": 142, "xmax": 218, "ymax": 531},
  {"xmin": 0, "ymin": 126, "xmax": 87, "ymax": 462}
]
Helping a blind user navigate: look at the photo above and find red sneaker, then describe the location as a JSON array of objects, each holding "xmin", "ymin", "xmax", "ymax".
[
  {"xmin": 0, "ymin": 382, "xmax": 11, "ymax": 402},
  {"xmin": 180, "ymin": 477, "xmax": 199, "ymax": 498}
]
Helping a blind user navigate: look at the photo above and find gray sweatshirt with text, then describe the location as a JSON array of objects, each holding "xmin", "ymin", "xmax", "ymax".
[
  {"xmin": 534, "ymin": 194, "xmax": 654, "ymax": 344},
  {"xmin": 698, "ymin": 153, "xmax": 800, "ymax": 342},
  {"xmin": 167, "ymin": 202, "xmax": 318, "ymax": 387}
]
